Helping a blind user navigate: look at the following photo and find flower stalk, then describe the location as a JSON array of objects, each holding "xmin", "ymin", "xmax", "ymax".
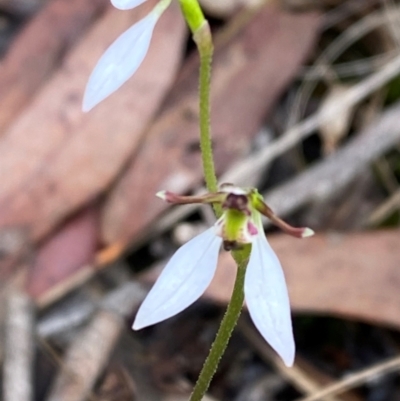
[
  {"xmin": 189, "ymin": 247, "xmax": 250, "ymax": 401},
  {"xmin": 187, "ymin": 3, "xmax": 252, "ymax": 399},
  {"xmin": 179, "ymin": 0, "xmax": 207, "ymax": 33},
  {"xmin": 192, "ymin": 22, "xmax": 221, "ymax": 217},
  {"xmin": 185, "ymin": 1, "xmax": 256, "ymax": 398}
]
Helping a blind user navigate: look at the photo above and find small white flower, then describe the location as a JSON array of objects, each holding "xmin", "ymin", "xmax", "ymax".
[
  {"xmin": 82, "ymin": 0, "xmax": 171, "ymax": 112},
  {"xmin": 132, "ymin": 184, "xmax": 314, "ymax": 367}
]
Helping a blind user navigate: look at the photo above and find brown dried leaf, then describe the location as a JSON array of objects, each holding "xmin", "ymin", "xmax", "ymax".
[
  {"xmin": 25, "ymin": 207, "xmax": 99, "ymax": 299},
  {"xmin": 0, "ymin": 3, "xmax": 186, "ymax": 243},
  {"xmin": 101, "ymin": 4, "xmax": 321, "ymax": 245},
  {"xmin": 0, "ymin": 0, "xmax": 108, "ymax": 134}
]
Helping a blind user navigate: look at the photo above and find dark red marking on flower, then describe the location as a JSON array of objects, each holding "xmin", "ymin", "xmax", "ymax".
[
  {"xmin": 223, "ymin": 194, "xmax": 250, "ymax": 214},
  {"xmin": 223, "ymin": 240, "xmax": 243, "ymax": 251}
]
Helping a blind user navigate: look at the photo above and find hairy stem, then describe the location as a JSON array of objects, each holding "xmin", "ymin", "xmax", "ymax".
[
  {"xmin": 189, "ymin": 11, "xmax": 250, "ymax": 401},
  {"xmin": 189, "ymin": 248, "xmax": 250, "ymax": 401},
  {"xmin": 193, "ymin": 23, "xmax": 221, "ymax": 216}
]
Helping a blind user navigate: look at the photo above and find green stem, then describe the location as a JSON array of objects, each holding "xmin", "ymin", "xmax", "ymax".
[
  {"xmin": 189, "ymin": 7, "xmax": 250, "ymax": 401},
  {"xmin": 189, "ymin": 247, "xmax": 250, "ymax": 401},
  {"xmin": 193, "ymin": 23, "xmax": 221, "ymax": 215},
  {"xmin": 178, "ymin": 0, "xmax": 206, "ymax": 33}
]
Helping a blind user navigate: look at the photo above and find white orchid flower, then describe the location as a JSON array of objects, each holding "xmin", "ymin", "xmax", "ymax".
[
  {"xmin": 82, "ymin": 0, "xmax": 171, "ymax": 112},
  {"xmin": 132, "ymin": 183, "xmax": 314, "ymax": 367}
]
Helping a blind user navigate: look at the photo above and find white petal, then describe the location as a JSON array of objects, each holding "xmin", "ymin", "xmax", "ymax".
[
  {"xmin": 111, "ymin": 0, "xmax": 147, "ymax": 10},
  {"xmin": 82, "ymin": 12, "xmax": 157, "ymax": 112},
  {"xmin": 245, "ymin": 232, "xmax": 295, "ymax": 367},
  {"xmin": 133, "ymin": 227, "xmax": 222, "ymax": 330}
]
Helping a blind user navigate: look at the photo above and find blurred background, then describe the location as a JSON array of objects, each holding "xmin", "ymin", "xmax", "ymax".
[{"xmin": 1, "ymin": 0, "xmax": 400, "ymax": 400}]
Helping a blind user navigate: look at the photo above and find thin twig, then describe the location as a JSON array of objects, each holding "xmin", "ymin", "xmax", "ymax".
[
  {"xmin": 296, "ymin": 356, "xmax": 400, "ymax": 401},
  {"xmin": 299, "ymin": 51, "xmax": 397, "ymax": 80},
  {"xmin": 3, "ymin": 288, "xmax": 34, "ymax": 401},
  {"xmin": 44, "ymin": 282, "xmax": 147, "ymax": 401},
  {"xmin": 223, "ymin": 51, "xmax": 400, "ymax": 184},
  {"xmin": 264, "ymin": 100, "xmax": 400, "ymax": 217},
  {"xmin": 45, "ymin": 310, "xmax": 122, "ymax": 401},
  {"xmin": 365, "ymin": 188, "xmax": 400, "ymax": 227},
  {"xmin": 383, "ymin": 0, "xmax": 400, "ymax": 48},
  {"xmin": 287, "ymin": 7, "xmax": 400, "ymax": 130},
  {"xmin": 38, "ymin": 282, "xmax": 146, "ymax": 339},
  {"xmin": 239, "ymin": 321, "xmax": 342, "ymax": 401},
  {"xmin": 323, "ymin": 0, "xmax": 380, "ymax": 30}
]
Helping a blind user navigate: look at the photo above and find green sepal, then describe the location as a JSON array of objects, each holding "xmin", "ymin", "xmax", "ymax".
[{"xmin": 248, "ymin": 189, "xmax": 272, "ymax": 217}]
